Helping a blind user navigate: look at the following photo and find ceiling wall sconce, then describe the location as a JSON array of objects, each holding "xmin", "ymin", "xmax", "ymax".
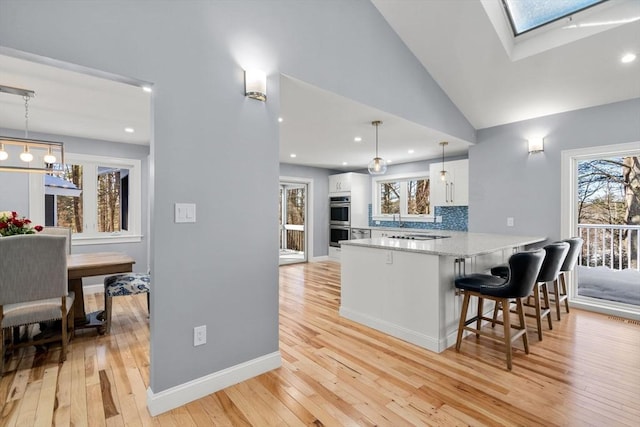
[
  {"xmin": 0, "ymin": 84, "xmax": 64, "ymax": 173},
  {"xmin": 439, "ymin": 141, "xmax": 448, "ymax": 181},
  {"xmin": 244, "ymin": 69, "xmax": 267, "ymax": 101},
  {"xmin": 528, "ymin": 137, "xmax": 544, "ymax": 154},
  {"xmin": 368, "ymin": 120, "xmax": 387, "ymax": 175}
]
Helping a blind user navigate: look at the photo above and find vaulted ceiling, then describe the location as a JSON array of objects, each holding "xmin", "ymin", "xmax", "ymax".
[{"xmin": 1, "ymin": 0, "xmax": 638, "ymax": 170}]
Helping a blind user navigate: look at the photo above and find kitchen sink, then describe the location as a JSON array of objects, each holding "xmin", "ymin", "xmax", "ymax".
[{"xmin": 389, "ymin": 234, "xmax": 451, "ymax": 240}]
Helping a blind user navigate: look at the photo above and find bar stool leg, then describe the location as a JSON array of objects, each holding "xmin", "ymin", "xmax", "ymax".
[
  {"xmin": 502, "ymin": 298, "xmax": 513, "ymax": 370},
  {"xmin": 515, "ymin": 297, "xmax": 529, "ymax": 354},
  {"xmin": 560, "ymin": 272, "xmax": 570, "ymax": 313},
  {"xmin": 541, "ymin": 282, "xmax": 553, "ymax": 330},
  {"xmin": 476, "ymin": 297, "xmax": 484, "ymax": 338},
  {"xmin": 552, "ymin": 277, "xmax": 562, "ymax": 320},
  {"xmin": 533, "ymin": 283, "xmax": 543, "ymax": 341},
  {"xmin": 456, "ymin": 292, "xmax": 471, "ymax": 352}
]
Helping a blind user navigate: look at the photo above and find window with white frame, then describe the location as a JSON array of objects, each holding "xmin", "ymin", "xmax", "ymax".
[
  {"xmin": 29, "ymin": 153, "xmax": 142, "ymax": 245},
  {"xmin": 372, "ymin": 172, "xmax": 432, "ymax": 221}
]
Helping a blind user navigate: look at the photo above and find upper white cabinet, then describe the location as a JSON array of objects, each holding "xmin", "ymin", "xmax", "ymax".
[
  {"xmin": 429, "ymin": 159, "xmax": 469, "ymax": 206},
  {"xmin": 329, "ymin": 173, "xmax": 352, "ymax": 193},
  {"xmin": 329, "ymin": 172, "xmax": 371, "ymax": 228}
]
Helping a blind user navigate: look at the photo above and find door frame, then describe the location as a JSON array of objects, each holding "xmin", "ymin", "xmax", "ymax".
[
  {"xmin": 279, "ymin": 176, "xmax": 313, "ymax": 264},
  {"xmin": 561, "ymin": 140, "xmax": 640, "ymax": 319}
]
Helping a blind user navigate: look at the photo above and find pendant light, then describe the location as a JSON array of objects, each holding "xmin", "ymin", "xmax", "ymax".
[
  {"xmin": 439, "ymin": 141, "xmax": 448, "ymax": 181},
  {"xmin": 368, "ymin": 120, "xmax": 387, "ymax": 175},
  {"xmin": 0, "ymin": 84, "xmax": 64, "ymax": 173}
]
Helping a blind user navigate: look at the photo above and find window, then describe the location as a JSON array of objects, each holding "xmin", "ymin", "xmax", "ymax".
[
  {"xmin": 502, "ymin": 0, "xmax": 606, "ymax": 36},
  {"xmin": 30, "ymin": 153, "xmax": 142, "ymax": 245},
  {"xmin": 372, "ymin": 172, "xmax": 432, "ymax": 221}
]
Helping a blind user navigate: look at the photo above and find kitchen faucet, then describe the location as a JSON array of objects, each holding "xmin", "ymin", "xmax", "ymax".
[{"xmin": 394, "ymin": 212, "xmax": 404, "ymax": 227}]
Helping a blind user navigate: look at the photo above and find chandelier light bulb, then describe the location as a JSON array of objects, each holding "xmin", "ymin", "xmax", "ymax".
[
  {"xmin": 20, "ymin": 146, "xmax": 33, "ymax": 162},
  {"xmin": 44, "ymin": 147, "xmax": 57, "ymax": 164}
]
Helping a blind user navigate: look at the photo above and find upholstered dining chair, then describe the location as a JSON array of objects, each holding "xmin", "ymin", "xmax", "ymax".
[
  {"xmin": 0, "ymin": 234, "xmax": 75, "ymax": 376},
  {"xmin": 103, "ymin": 272, "xmax": 150, "ymax": 334},
  {"xmin": 40, "ymin": 226, "xmax": 72, "ymax": 254}
]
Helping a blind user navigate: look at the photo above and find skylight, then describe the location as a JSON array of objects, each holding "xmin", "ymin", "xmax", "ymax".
[{"xmin": 502, "ymin": 0, "xmax": 608, "ymax": 36}]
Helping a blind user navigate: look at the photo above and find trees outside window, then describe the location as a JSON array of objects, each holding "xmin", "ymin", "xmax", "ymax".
[{"xmin": 372, "ymin": 173, "xmax": 431, "ymax": 220}]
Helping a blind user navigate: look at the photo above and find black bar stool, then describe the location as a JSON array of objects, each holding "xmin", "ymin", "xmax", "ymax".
[
  {"xmin": 551, "ymin": 237, "xmax": 583, "ymax": 320},
  {"xmin": 491, "ymin": 242, "xmax": 569, "ymax": 340},
  {"xmin": 454, "ymin": 249, "xmax": 545, "ymax": 370}
]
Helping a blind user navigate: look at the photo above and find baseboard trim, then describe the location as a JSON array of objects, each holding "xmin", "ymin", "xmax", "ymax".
[
  {"xmin": 339, "ymin": 306, "xmax": 441, "ymax": 353},
  {"xmin": 310, "ymin": 255, "xmax": 330, "ymax": 262},
  {"xmin": 146, "ymin": 351, "xmax": 281, "ymax": 416}
]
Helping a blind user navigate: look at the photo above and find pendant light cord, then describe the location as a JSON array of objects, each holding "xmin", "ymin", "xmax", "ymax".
[{"xmin": 24, "ymin": 95, "xmax": 30, "ymax": 139}]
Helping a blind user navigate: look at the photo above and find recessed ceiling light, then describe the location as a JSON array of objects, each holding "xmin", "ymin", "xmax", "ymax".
[
  {"xmin": 278, "ymin": 117, "xmax": 284, "ymax": 123},
  {"xmin": 342, "ymin": 162, "xmax": 348, "ymax": 166},
  {"xmin": 387, "ymin": 159, "xmax": 393, "ymax": 163},
  {"xmin": 354, "ymin": 137, "xmax": 362, "ymax": 142},
  {"xmin": 408, "ymin": 149, "xmax": 415, "ymax": 154},
  {"xmin": 290, "ymin": 153, "xmax": 296, "ymax": 158},
  {"xmin": 124, "ymin": 127, "xmax": 135, "ymax": 133},
  {"xmin": 142, "ymin": 86, "xmax": 152, "ymax": 93},
  {"xmin": 621, "ymin": 53, "xmax": 637, "ymax": 63}
]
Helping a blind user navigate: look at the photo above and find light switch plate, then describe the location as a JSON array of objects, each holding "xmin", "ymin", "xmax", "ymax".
[{"xmin": 175, "ymin": 203, "xmax": 196, "ymax": 223}]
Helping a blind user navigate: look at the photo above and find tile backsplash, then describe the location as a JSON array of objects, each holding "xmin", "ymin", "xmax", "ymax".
[{"xmin": 368, "ymin": 205, "xmax": 468, "ymax": 231}]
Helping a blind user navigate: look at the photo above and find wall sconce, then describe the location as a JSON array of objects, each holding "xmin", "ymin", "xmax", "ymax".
[
  {"xmin": 244, "ymin": 69, "xmax": 267, "ymax": 101},
  {"xmin": 528, "ymin": 137, "xmax": 544, "ymax": 153}
]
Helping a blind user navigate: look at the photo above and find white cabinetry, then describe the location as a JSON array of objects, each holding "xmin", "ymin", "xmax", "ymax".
[
  {"xmin": 429, "ymin": 159, "xmax": 468, "ymax": 206},
  {"xmin": 328, "ymin": 172, "xmax": 370, "ymax": 228},
  {"xmin": 329, "ymin": 174, "xmax": 352, "ymax": 193}
]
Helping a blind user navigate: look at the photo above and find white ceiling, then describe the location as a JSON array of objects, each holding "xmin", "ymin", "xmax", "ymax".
[
  {"xmin": 0, "ymin": 54, "xmax": 151, "ymax": 145},
  {"xmin": 0, "ymin": 0, "xmax": 638, "ymax": 171}
]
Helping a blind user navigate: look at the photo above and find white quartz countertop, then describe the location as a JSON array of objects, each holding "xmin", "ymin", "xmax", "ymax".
[{"xmin": 340, "ymin": 231, "xmax": 545, "ymax": 257}]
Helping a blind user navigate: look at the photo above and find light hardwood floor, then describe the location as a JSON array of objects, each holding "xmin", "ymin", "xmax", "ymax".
[{"xmin": 1, "ymin": 261, "xmax": 639, "ymax": 426}]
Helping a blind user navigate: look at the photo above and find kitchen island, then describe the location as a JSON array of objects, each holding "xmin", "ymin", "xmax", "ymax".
[{"xmin": 339, "ymin": 231, "xmax": 545, "ymax": 353}]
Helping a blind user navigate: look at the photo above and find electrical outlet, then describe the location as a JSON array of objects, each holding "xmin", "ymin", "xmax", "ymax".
[
  {"xmin": 435, "ymin": 216, "xmax": 442, "ymax": 223},
  {"xmin": 386, "ymin": 251, "xmax": 393, "ymax": 264},
  {"xmin": 507, "ymin": 217, "xmax": 514, "ymax": 227},
  {"xmin": 193, "ymin": 325, "xmax": 206, "ymax": 346},
  {"xmin": 375, "ymin": 220, "xmax": 380, "ymax": 225}
]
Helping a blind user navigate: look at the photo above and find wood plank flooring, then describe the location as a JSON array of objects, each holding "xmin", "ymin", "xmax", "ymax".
[{"xmin": 1, "ymin": 261, "xmax": 639, "ymax": 426}]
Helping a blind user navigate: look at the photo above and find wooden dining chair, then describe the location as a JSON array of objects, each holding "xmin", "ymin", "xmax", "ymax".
[{"xmin": 0, "ymin": 234, "xmax": 75, "ymax": 376}]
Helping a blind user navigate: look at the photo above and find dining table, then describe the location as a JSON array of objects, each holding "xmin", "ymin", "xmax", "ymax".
[{"xmin": 67, "ymin": 252, "xmax": 136, "ymax": 332}]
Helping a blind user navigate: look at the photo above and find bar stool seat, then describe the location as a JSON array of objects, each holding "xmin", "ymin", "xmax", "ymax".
[
  {"xmin": 455, "ymin": 249, "xmax": 545, "ymax": 370},
  {"xmin": 104, "ymin": 272, "xmax": 150, "ymax": 334}
]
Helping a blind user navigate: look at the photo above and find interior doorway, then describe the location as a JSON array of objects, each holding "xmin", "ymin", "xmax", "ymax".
[
  {"xmin": 561, "ymin": 141, "xmax": 640, "ymax": 318},
  {"xmin": 279, "ymin": 181, "xmax": 308, "ymax": 264}
]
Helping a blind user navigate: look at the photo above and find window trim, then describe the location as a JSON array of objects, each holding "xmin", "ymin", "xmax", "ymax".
[
  {"xmin": 371, "ymin": 171, "xmax": 434, "ymax": 222},
  {"xmin": 29, "ymin": 152, "xmax": 142, "ymax": 245}
]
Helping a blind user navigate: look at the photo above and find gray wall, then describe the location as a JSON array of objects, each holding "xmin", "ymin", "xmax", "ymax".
[
  {"xmin": 279, "ymin": 163, "xmax": 331, "ymax": 258},
  {"xmin": 0, "ymin": 0, "xmax": 474, "ymax": 394},
  {"xmin": 0, "ymin": 128, "xmax": 150, "ymax": 273},
  {"xmin": 469, "ymin": 98, "xmax": 640, "ymax": 240}
]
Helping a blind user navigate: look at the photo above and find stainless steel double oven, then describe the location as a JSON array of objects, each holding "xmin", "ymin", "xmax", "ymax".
[{"xmin": 329, "ymin": 195, "xmax": 350, "ymax": 247}]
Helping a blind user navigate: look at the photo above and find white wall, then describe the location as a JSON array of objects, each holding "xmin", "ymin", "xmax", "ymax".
[
  {"xmin": 469, "ymin": 98, "xmax": 640, "ymax": 239},
  {"xmin": 0, "ymin": 0, "xmax": 474, "ymax": 402}
]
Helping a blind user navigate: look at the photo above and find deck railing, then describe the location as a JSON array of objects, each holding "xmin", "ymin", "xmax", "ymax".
[{"xmin": 578, "ymin": 224, "xmax": 640, "ymax": 271}]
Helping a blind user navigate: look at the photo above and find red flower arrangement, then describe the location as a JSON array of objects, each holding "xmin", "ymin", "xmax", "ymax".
[{"xmin": 0, "ymin": 211, "xmax": 43, "ymax": 236}]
